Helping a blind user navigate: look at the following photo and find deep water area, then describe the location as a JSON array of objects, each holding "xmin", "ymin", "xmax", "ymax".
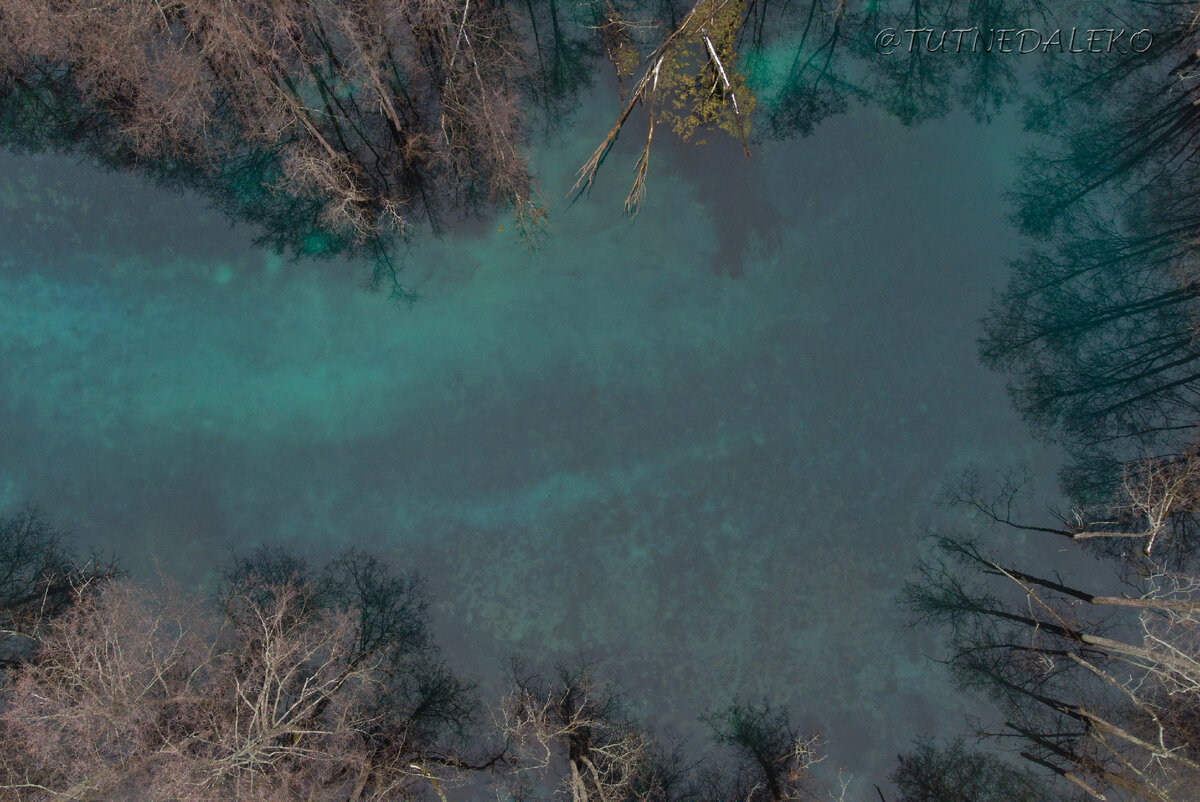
[{"xmin": 0, "ymin": 90, "xmax": 1063, "ymax": 792}]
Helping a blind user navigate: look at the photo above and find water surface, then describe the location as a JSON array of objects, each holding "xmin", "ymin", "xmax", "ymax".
[{"xmin": 0, "ymin": 90, "xmax": 1062, "ymax": 791}]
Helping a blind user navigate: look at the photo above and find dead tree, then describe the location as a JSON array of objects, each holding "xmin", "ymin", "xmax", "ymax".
[
  {"xmin": 572, "ymin": 0, "xmax": 758, "ymax": 215},
  {"xmin": 942, "ymin": 456, "xmax": 1200, "ymax": 571},
  {"xmin": 907, "ymin": 527, "xmax": 1200, "ymax": 799}
]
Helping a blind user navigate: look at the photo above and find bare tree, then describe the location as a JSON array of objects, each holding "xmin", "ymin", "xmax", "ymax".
[
  {"xmin": 493, "ymin": 664, "xmax": 842, "ymax": 802},
  {"xmin": 891, "ymin": 738, "xmax": 1052, "ymax": 802},
  {"xmin": 942, "ymin": 454, "xmax": 1200, "ymax": 571},
  {"xmin": 906, "ymin": 522, "xmax": 1200, "ymax": 799},
  {"xmin": 0, "ymin": 505, "xmax": 119, "ymax": 668},
  {"xmin": 698, "ymin": 702, "xmax": 827, "ymax": 802},
  {"xmin": 0, "ymin": 0, "xmax": 544, "ymax": 295},
  {"xmin": 223, "ymin": 547, "xmax": 492, "ymax": 795},
  {"xmin": 0, "ymin": 580, "xmax": 227, "ymax": 799},
  {"xmin": 0, "ymin": 568, "xmax": 479, "ymax": 799},
  {"xmin": 497, "ymin": 665, "xmax": 660, "ymax": 801}
]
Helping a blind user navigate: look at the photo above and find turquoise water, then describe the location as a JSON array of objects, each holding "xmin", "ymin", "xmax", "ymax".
[{"xmin": 0, "ymin": 88, "xmax": 1062, "ymax": 791}]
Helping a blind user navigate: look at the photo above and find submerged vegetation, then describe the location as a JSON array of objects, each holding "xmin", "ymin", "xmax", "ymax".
[{"xmin": 8, "ymin": 0, "xmax": 1200, "ymax": 799}]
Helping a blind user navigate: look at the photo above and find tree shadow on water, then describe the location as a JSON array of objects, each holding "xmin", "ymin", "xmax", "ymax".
[{"xmin": 665, "ymin": 134, "xmax": 783, "ymax": 279}]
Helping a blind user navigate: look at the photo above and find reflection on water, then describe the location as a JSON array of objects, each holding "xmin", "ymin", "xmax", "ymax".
[{"xmin": 0, "ymin": 90, "xmax": 1063, "ymax": 792}]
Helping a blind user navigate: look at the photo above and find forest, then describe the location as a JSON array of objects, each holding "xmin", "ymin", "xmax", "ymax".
[{"xmin": 4, "ymin": 0, "xmax": 1200, "ymax": 799}]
